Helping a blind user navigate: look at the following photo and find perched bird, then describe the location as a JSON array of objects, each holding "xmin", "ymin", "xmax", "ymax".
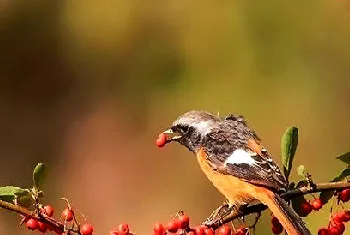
[{"xmin": 159, "ymin": 110, "xmax": 310, "ymax": 235}]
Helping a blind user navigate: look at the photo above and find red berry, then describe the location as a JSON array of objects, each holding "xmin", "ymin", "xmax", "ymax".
[
  {"xmin": 26, "ymin": 218, "xmax": 39, "ymax": 230},
  {"xmin": 194, "ymin": 225, "xmax": 206, "ymax": 235},
  {"xmin": 217, "ymin": 224, "xmax": 231, "ymax": 235},
  {"xmin": 271, "ymin": 216, "xmax": 281, "ymax": 226},
  {"xmin": 338, "ymin": 189, "xmax": 350, "ymax": 202},
  {"xmin": 178, "ymin": 215, "xmax": 190, "ymax": 229},
  {"xmin": 154, "ymin": 223, "xmax": 165, "ymax": 235},
  {"xmin": 271, "ymin": 216, "xmax": 283, "ymax": 234},
  {"xmin": 333, "ymin": 213, "xmax": 343, "ymax": 223},
  {"xmin": 187, "ymin": 231, "xmax": 196, "ymax": 235},
  {"xmin": 110, "ymin": 229, "xmax": 119, "ymax": 235},
  {"xmin": 300, "ymin": 201, "xmax": 313, "ymax": 215},
  {"xmin": 37, "ymin": 221, "xmax": 48, "ymax": 233},
  {"xmin": 329, "ymin": 222, "xmax": 345, "ymax": 234},
  {"xmin": 333, "ymin": 222, "xmax": 345, "ymax": 234},
  {"xmin": 118, "ymin": 223, "xmax": 129, "ymax": 235},
  {"xmin": 328, "ymin": 222, "xmax": 345, "ymax": 235},
  {"xmin": 328, "ymin": 226, "xmax": 341, "ymax": 235},
  {"xmin": 61, "ymin": 208, "xmax": 74, "ymax": 222},
  {"xmin": 156, "ymin": 133, "xmax": 167, "ymax": 148},
  {"xmin": 43, "ymin": 205, "xmax": 54, "ymax": 217},
  {"xmin": 204, "ymin": 228, "xmax": 214, "ymax": 235},
  {"xmin": 80, "ymin": 223, "xmax": 94, "ymax": 235},
  {"xmin": 343, "ymin": 210, "xmax": 350, "ymax": 222},
  {"xmin": 311, "ymin": 199, "xmax": 323, "ymax": 211},
  {"xmin": 271, "ymin": 224, "xmax": 283, "ymax": 234},
  {"xmin": 166, "ymin": 220, "xmax": 179, "ymax": 233},
  {"xmin": 318, "ymin": 228, "xmax": 329, "ymax": 235},
  {"xmin": 333, "ymin": 210, "xmax": 350, "ymax": 224}
]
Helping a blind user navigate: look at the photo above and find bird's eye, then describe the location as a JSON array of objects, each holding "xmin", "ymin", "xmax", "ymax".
[{"xmin": 178, "ymin": 125, "xmax": 189, "ymax": 134}]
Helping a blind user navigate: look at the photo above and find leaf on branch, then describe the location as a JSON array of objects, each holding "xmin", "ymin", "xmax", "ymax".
[
  {"xmin": 319, "ymin": 168, "xmax": 350, "ymax": 205},
  {"xmin": 333, "ymin": 168, "xmax": 350, "ymax": 182},
  {"xmin": 336, "ymin": 152, "xmax": 350, "ymax": 165},
  {"xmin": 297, "ymin": 165, "xmax": 307, "ymax": 178},
  {"xmin": 33, "ymin": 163, "xmax": 47, "ymax": 190},
  {"xmin": 17, "ymin": 195, "xmax": 34, "ymax": 208},
  {"xmin": 0, "ymin": 186, "xmax": 30, "ymax": 203},
  {"xmin": 281, "ymin": 127, "xmax": 298, "ymax": 181}
]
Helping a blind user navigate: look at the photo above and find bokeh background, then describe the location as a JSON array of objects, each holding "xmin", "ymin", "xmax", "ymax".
[{"xmin": 1, "ymin": 0, "xmax": 350, "ymax": 234}]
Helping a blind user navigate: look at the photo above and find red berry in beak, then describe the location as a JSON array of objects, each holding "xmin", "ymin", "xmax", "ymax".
[{"xmin": 156, "ymin": 133, "xmax": 167, "ymax": 148}]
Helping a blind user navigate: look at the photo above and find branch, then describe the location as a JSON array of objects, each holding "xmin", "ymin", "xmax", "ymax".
[
  {"xmin": 1, "ymin": 181, "xmax": 350, "ymax": 233},
  {"xmin": 0, "ymin": 199, "xmax": 69, "ymax": 234},
  {"xmin": 209, "ymin": 181, "xmax": 350, "ymax": 229}
]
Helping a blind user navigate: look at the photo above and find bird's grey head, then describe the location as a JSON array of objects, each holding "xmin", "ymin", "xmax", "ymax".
[{"xmin": 162, "ymin": 110, "xmax": 220, "ymax": 152}]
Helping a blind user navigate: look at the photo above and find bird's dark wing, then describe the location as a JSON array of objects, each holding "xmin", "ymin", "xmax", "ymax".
[
  {"xmin": 204, "ymin": 115, "xmax": 287, "ymax": 192},
  {"xmin": 207, "ymin": 148, "xmax": 287, "ymax": 192}
]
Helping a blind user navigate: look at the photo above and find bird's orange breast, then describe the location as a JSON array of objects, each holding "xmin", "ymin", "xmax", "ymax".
[{"xmin": 196, "ymin": 148, "xmax": 258, "ymax": 206}]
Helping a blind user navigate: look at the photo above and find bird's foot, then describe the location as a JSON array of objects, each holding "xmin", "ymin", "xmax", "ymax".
[{"xmin": 203, "ymin": 202, "xmax": 239, "ymax": 227}]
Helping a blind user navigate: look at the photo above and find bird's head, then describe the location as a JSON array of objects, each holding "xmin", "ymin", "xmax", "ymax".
[{"xmin": 160, "ymin": 110, "xmax": 220, "ymax": 152}]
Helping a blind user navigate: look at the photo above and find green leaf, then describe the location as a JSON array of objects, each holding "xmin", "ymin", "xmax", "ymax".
[
  {"xmin": 297, "ymin": 165, "xmax": 306, "ymax": 177},
  {"xmin": 33, "ymin": 163, "xmax": 47, "ymax": 190},
  {"xmin": 17, "ymin": 195, "xmax": 34, "ymax": 208},
  {"xmin": 332, "ymin": 168, "xmax": 350, "ymax": 182},
  {"xmin": 281, "ymin": 127, "xmax": 299, "ymax": 180},
  {"xmin": 319, "ymin": 168, "xmax": 350, "ymax": 205},
  {"xmin": 0, "ymin": 186, "xmax": 30, "ymax": 203},
  {"xmin": 337, "ymin": 152, "xmax": 350, "ymax": 165}
]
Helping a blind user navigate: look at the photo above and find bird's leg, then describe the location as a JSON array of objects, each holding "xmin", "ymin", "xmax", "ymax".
[
  {"xmin": 203, "ymin": 203, "xmax": 247, "ymax": 227},
  {"xmin": 203, "ymin": 202, "xmax": 230, "ymax": 227}
]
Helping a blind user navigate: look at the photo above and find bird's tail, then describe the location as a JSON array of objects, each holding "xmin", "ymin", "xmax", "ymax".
[{"xmin": 255, "ymin": 189, "xmax": 311, "ymax": 235}]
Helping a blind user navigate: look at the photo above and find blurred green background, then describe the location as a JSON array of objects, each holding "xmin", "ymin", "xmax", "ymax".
[{"xmin": 1, "ymin": 0, "xmax": 350, "ymax": 234}]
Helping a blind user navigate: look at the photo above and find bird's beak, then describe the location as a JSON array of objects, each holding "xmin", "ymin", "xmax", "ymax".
[{"xmin": 163, "ymin": 129, "xmax": 182, "ymax": 141}]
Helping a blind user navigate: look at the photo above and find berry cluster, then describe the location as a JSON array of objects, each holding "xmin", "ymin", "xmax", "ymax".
[
  {"xmin": 152, "ymin": 214, "xmax": 248, "ymax": 235},
  {"xmin": 299, "ymin": 198, "xmax": 324, "ymax": 216},
  {"xmin": 26, "ymin": 205, "xmax": 55, "ymax": 232},
  {"xmin": 269, "ymin": 189, "xmax": 350, "ymax": 234},
  {"xmin": 24, "ymin": 204, "xmax": 93, "ymax": 235},
  {"xmin": 110, "ymin": 223, "xmax": 135, "ymax": 235},
  {"xmin": 316, "ymin": 189, "xmax": 350, "ymax": 235},
  {"xmin": 317, "ymin": 210, "xmax": 350, "ymax": 235}
]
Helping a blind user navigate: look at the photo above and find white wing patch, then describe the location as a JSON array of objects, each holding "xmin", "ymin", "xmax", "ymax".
[{"xmin": 224, "ymin": 149, "xmax": 256, "ymax": 165}]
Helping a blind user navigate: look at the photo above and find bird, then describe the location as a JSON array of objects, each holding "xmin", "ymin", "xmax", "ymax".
[{"xmin": 159, "ymin": 110, "xmax": 310, "ymax": 235}]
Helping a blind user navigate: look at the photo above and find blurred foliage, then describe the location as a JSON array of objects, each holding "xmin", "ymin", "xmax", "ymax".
[{"xmin": 1, "ymin": 0, "xmax": 350, "ymax": 234}]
